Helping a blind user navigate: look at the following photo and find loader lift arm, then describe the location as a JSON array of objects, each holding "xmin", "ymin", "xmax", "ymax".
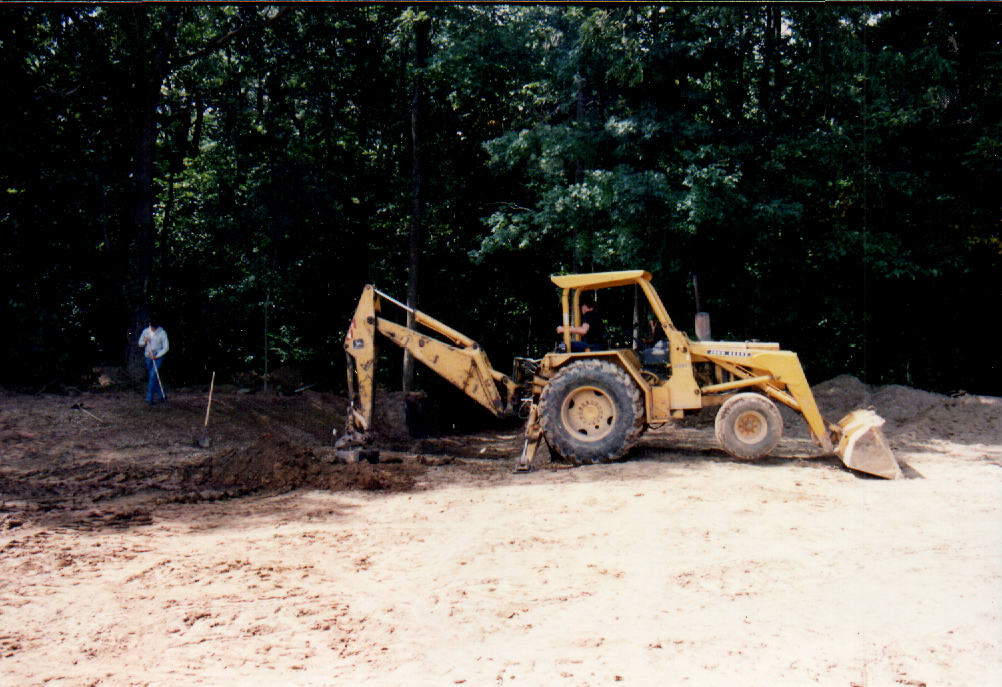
[{"xmin": 339, "ymin": 285, "xmax": 524, "ymax": 447}]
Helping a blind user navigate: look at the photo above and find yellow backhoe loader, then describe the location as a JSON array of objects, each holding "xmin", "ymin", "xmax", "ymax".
[{"xmin": 338, "ymin": 270, "xmax": 901, "ymax": 479}]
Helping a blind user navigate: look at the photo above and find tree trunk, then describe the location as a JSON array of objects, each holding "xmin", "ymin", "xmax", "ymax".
[
  {"xmin": 759, "ymin": 5, "xmax": 782, "ymax": 124},
  {"xmin": 572, "ymin": 72, "xmax": 586, "ymax": 272},
  {"xmin": 402, "ymin": 15, "xmax": 429, "ymax": 393},
  {"xmin": 126, "ymin": 7, "xmax": 179, "ymax": 380},
  {"xmin": 123, "ymin": 6, "xmax": 288, "ymax": 377}
]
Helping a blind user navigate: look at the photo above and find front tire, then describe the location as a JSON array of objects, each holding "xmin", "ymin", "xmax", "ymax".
[
  {"xmin": 539, "ymin": 360, "xmax": 644, "ymax": 465},
  {"xmin": 714, "ymin": 392, "xmax": 783, "ymax": 460}
]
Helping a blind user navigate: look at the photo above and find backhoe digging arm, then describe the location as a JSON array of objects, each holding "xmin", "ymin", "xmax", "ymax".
[{"xmin": 338, "ymin": 285, "xmax": 519, "ymax": 449}]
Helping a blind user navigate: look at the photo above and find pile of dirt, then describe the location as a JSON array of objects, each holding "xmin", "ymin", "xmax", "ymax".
[
  {"xmin": 791, "ymin": 375, "xmax": 1002, "ymax": 450},
  {"xmin": 180, "ymin": 432, "xmax": 423, "ymax": 496},
  {"xmin": 888, "ymin": 391, "xmax": 1002, "ymax": 446},
  {"xmin": 811, "ymin": 374, "xmax": 873, "ymax": 415}
]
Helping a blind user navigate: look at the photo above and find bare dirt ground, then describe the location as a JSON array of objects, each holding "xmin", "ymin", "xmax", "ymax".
[{"xmin": 1, "ymin": 376, "xmax": 1000, "ymax": 686}]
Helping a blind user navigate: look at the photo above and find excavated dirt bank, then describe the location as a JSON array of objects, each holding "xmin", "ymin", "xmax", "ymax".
[{"xmin": 184, "ymin": 432, "xmax": 420, "ymax": 495}]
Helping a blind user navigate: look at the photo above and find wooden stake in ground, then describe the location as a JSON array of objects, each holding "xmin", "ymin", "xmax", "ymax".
[
  {"xmin": 196, "ymin": 371, "xmax": 215, "ymax": 448},
  {"xmin": 70, "ymin": 403, "xmax": 106, "ymax": 424}
]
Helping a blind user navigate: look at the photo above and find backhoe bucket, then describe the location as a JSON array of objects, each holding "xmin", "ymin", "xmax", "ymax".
[{"xmin": 834, "ymin": 409, "xmax": 902, "ymax": 479}]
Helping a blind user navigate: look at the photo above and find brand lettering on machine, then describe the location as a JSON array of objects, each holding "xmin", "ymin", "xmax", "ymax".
[{"xmin": 707, "ymin": 349, "xmax": 753, "ymax": 358}]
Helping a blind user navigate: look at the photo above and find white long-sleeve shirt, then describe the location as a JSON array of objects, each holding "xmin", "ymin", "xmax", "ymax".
[{"xmin": 139, "ymin": 326, "xmax": 169, "ymax": 359}]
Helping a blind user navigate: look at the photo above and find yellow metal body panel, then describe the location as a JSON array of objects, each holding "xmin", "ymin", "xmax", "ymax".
[
  {"xmin": 551, "ymin": 270, "xmax": 653, "ymax": 290},
  {"xmin": 648, "ymin": 383, "xmax": 672, "ymax": 422},
  {"xmin": 377, "ymin": 318, "xmax": 506, "ymax": 416}
]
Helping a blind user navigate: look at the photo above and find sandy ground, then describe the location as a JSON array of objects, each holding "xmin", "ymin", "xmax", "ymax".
[{"xmin": 1, "ymin": 377, "xmax": 1000, "ymax": 686}]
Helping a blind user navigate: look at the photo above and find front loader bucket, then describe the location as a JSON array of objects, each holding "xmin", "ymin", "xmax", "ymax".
[{"xmin": 834, "ymin": 409, "xmax": 902, "ymax": 479}]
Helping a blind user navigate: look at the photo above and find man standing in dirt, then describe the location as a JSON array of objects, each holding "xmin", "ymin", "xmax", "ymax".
[{"xmin": 138, "ymin": 317, "xmax": 169, "ymax": 405}]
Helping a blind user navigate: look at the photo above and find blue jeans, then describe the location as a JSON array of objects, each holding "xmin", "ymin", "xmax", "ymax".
[{"xmin": 146, "ymin": 357, "xmax": 165, "ymax": 402}]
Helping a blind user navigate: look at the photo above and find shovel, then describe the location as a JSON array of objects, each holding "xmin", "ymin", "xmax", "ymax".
[
  {"xmin": 71, "ymin": 403, "xmax": 106, "ymax": 424},
  {"xmin": 196, "ymin": 371, "xmax": 215, "ymax": 449},
  {"xmin": 152, "ymin": 357, "xmax": 168, "ymax": 403}
]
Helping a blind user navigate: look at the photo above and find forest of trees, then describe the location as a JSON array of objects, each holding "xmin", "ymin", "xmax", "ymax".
[{"xmin": 2, "ymin": 4, "xmax": 1000, "ymax": 395}]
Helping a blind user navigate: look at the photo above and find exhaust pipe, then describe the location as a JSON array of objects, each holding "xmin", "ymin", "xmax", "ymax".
[
  {"xmin": 694, "ymin": 312, "xmax": 712, "ymax": 341},
  {"xmin": 692, "ymin": 274, "xmax": 711, "ymax": 341}
]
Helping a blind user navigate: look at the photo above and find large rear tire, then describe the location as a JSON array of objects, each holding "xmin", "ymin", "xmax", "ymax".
[
  {"xmin": 714, "ymin": 392, "xmax": 783, "ymax": 460},
  {"xmin": 539, "ymin": 360, "xmax": 644, "ymax": 465}
]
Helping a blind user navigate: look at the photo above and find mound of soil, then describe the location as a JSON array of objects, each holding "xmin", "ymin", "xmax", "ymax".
[
  {"xmin": 786, "ymin": 374, "xmax": 1002, "ymax": 451},
  {"xmin": 182, "ymin": 432, "xmax": 422, "ymax": 495}
]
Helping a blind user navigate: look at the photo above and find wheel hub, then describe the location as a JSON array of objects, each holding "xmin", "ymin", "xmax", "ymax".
[
  {"xmin": 734, "ymin": 409, "xmax": 768, "ymax": 445},
  {"xmin": 561, "ymin": 386, "xmax": 616, "ymax": 442}
]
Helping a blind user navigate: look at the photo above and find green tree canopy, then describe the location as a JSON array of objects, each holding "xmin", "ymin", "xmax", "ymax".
[{"xmin": 2, "ymin": 4, "xmax": 999, "ymax": 394}]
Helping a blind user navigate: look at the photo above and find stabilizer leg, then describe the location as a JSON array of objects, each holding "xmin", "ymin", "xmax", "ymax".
[{"xmin": 515, "ymin": 404, "xmax": 543, "ymax": 473}]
